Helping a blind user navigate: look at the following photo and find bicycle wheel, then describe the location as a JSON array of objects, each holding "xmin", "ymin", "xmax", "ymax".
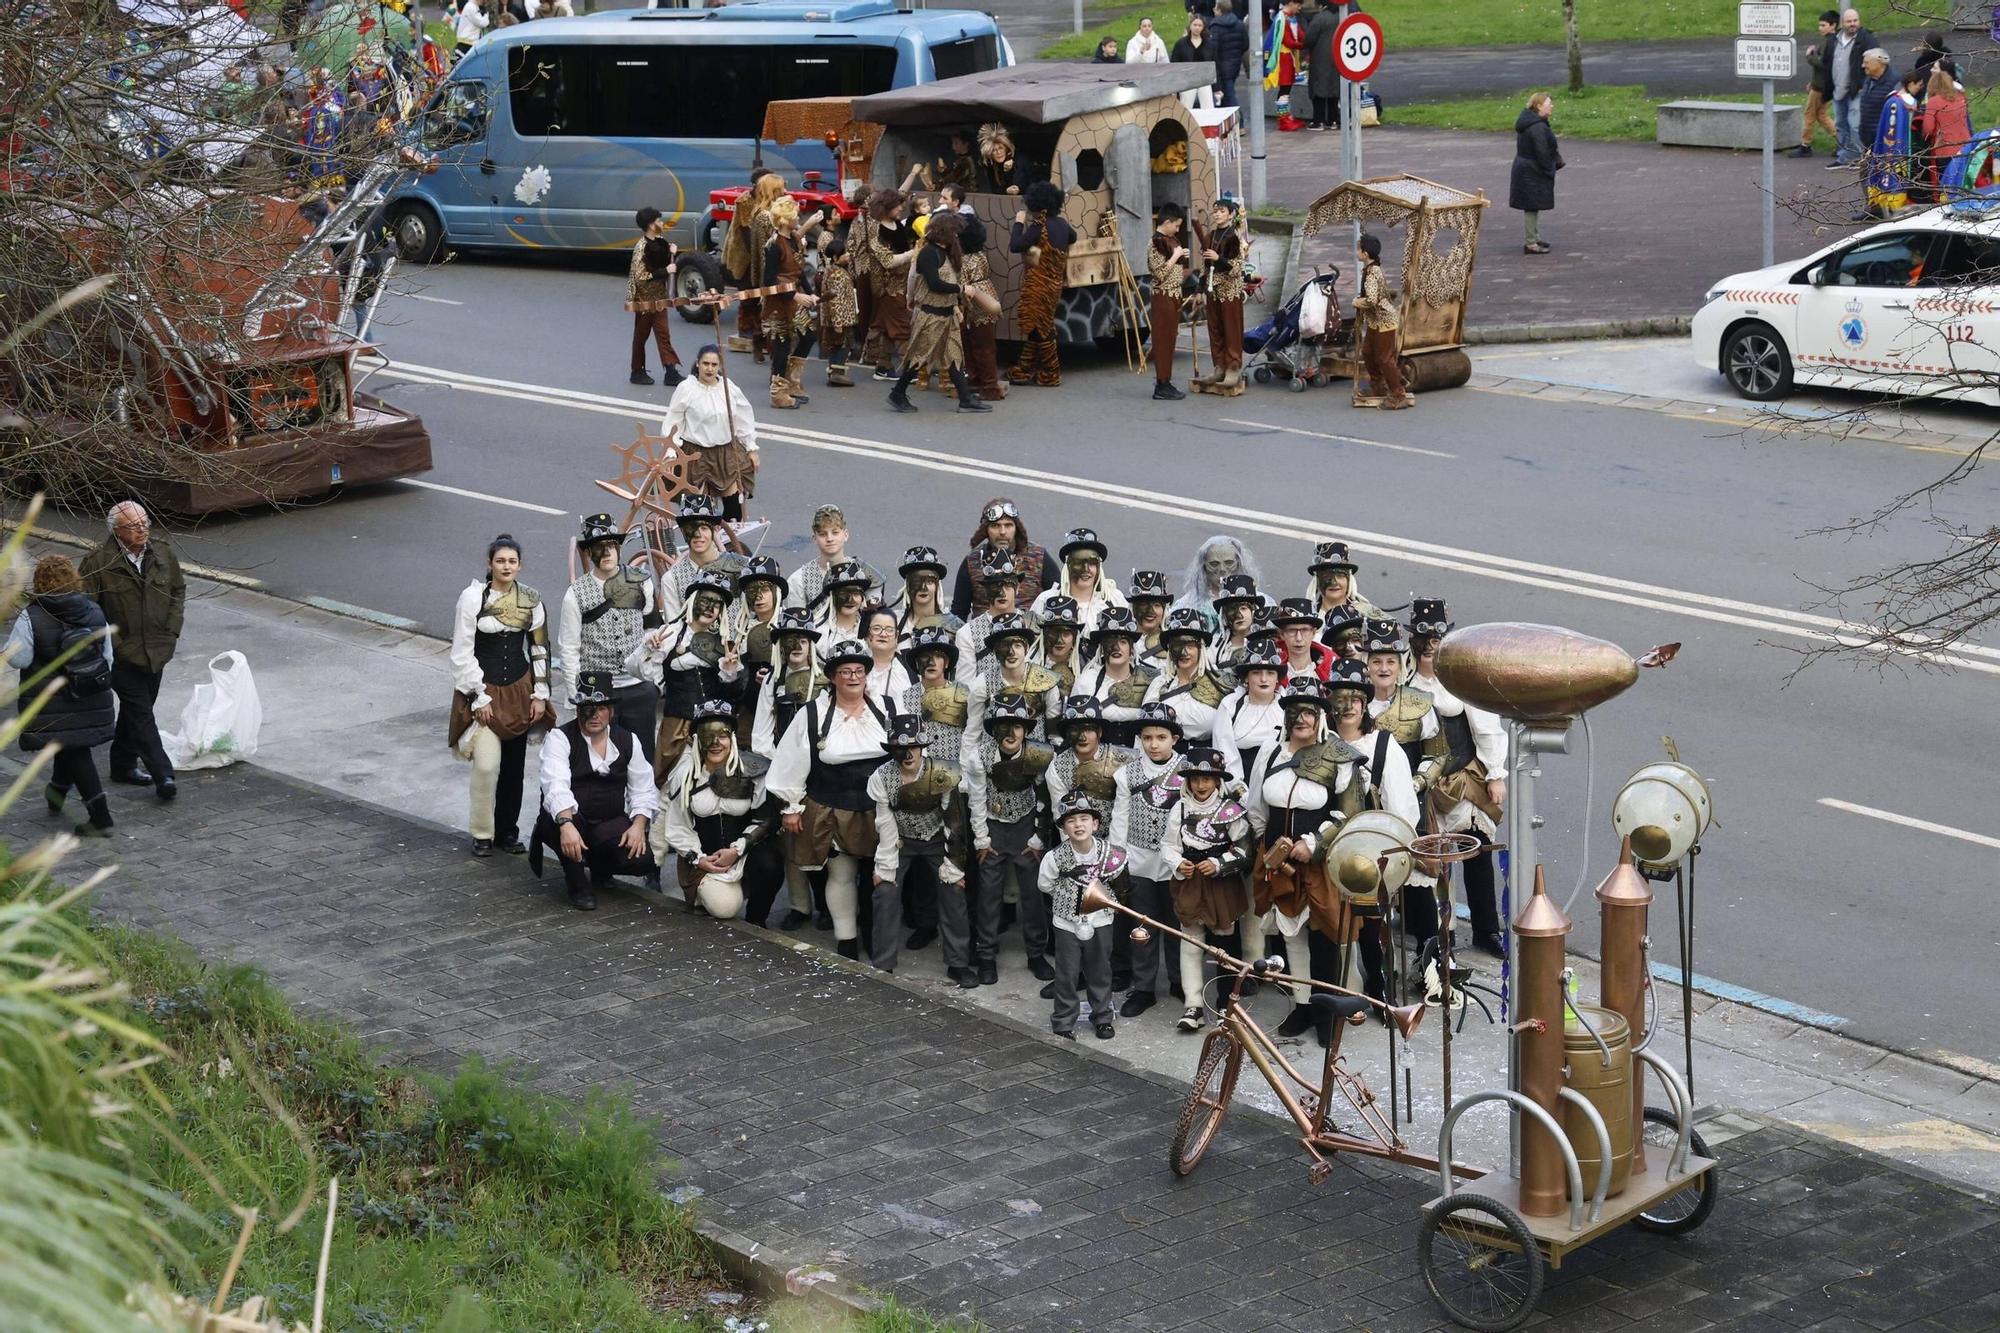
[
  {"xmin": 1169, "ymin": 1030, "xmax": 1242, "ymax": 1176},
  {"xmin": 1632, "ymin": 1106, "xmax": 1718, "ymax": 1234},
  {"xmin": 1418, "ymin": 1194, "xmax": 1544, "ymax": 1332}
]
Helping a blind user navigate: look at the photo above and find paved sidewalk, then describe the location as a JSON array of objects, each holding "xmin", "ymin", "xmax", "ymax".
[{"xmin": 16, "ymin": 760, "xmax": 2000, "ymax": 1333}]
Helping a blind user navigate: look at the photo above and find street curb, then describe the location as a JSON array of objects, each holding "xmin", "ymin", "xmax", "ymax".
[{"xmin": 1465, "ymin": 316, "xmax": 1692, "ymax": 345}]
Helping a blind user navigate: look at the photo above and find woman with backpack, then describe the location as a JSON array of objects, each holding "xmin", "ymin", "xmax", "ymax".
[{"xmin": 6, "ymin": 554, "xmax": 117, "ymax": 836}]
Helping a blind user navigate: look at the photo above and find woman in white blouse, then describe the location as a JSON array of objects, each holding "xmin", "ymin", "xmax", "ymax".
[
  {"xmin": 657, "ymin": 700, "xmax": 781, "ymax": 922},
  {"xmin": 448, "ymin": 534, "xmax": 550, "ymax": 857},
  {"xmin": 1125, "ymin": 16, "xmax": 1169, "ymax": 64},
  {"xmin": 662, "ymin": 344, "xmax": 759, "ymax": 520}
]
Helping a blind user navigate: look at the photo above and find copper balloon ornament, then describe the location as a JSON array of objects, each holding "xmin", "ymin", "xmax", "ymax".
[{"xmin": 1433, "ymin": 623, "xmax": 1643, "ymax": 721}]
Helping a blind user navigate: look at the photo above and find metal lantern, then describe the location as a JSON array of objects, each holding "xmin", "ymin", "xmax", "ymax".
[
  {"xmin": 1612, "ymin": 761, "xmax": 1713, "ymax": 869},
  {"xmin": 1323, "ymin": 809, "xmax": 1418, "ymax": 909}
]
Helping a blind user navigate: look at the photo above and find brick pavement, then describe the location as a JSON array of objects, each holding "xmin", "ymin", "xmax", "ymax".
[{"xmin": 18, "ymin": 762, "xmax": 2000, "ymax": 1333}]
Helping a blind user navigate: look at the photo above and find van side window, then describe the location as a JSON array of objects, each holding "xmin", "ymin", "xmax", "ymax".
[{"xmin": 425, "ymin": 82, "xmax": 489, "ymax": 150}]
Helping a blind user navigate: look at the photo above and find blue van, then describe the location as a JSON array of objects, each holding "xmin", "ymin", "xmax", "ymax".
[{"xmin": 387, "ymin": 0, "xmax": 1007, "ymax": 286}]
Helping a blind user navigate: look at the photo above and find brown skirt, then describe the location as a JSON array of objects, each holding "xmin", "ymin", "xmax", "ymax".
[
  {"xmin": 447, "ymin": 672, "xmax": 538, "ymax": 748},
  {"xmin": 872, "ymin": 288, "xmax": 912, "ymax": 343},
  {"xmin": 902, "ymin": 308, "xmax": 963, "ymax": 373},
  {"xmin": 1173, "ymin": 870, "xmax": 1251, "ymax": 935},
  {"xmin": 685, "ymin": 438, "xmax": 755, "ymax": 498},
  {"xmin": 1254, "ymin": 854, "xmax": 1345, "ymax": 938},
  {"xmin": 793, "ymin": 798, "xmax": 879, "ymax": 867}
]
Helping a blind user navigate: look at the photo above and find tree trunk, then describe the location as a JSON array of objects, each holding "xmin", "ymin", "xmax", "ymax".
[{"xmin": 1563, "ymin": 0, "xmax": 1583, "ymax": 93}]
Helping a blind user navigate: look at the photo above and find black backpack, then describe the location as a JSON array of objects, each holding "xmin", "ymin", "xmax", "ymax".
[{"xmin": 33, "ymin": 605, "xmax": 112, "ymax": 700}]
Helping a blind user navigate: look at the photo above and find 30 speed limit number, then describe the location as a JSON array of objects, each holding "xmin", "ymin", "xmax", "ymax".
[{"xmin": 1333, "ymin": 12, "xmax": 1384, "ymax": 82}]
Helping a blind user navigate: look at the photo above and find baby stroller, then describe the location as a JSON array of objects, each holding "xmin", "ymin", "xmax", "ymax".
[{"xmin": 1246, "ymin": 267, "xmax": 1344, "ymax": 392}]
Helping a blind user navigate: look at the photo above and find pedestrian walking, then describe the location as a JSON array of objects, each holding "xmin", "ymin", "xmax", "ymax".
[
  {"xmin": 1791, "ymin": 11, "xmax": 1840, "ymax": 158},
  {"xmin": 1509, "ymin": 92, "xmax": 1562, "ymax": 255},
  {"xmin": 955, "ymin": 216, "xmax": 1006, "ymax": 403},
  {"xmin": 862, "ymin": 190, "xmax": 916, "ymax": 381},
  {"xmin": 815, "ymin": 235, "xmax": 860, "ymax": 389},
  {"xmin": 1351, "ymin": 233, "xmax": 1411, "ymax": 409},
  {"xmin": 448, "ymin": 534, "xmax": 550, "ymax": 857},
  {"xmin": 1208, "ymin": 1, "xmax": 1249, "ymax": 108},
  {"xmin": 7, "ymin": 554, "xmax": 116, "ymax": 838},
  {"xmin": 1829, "ymin": 9, "xmax": 1875, "ymax": 168},
  {"xmin": 724, "ymin": 169, "xmax": 783, "ymax": 360},
  {"xmin": 1304, "ymin": 1, "xmax": 1344, "ymax": 130},
  {"xmin": 1125, "ymin": 17, "xmax": 1169, "ymax": 65},
  {"xmin": 888, "ymin": 212, "xmax": 990, "ymax": 413},
  {"xmin": 625, "ymin": 206, "xmax": 684, "ymax": 387},
  {"xmin": 79, "ymin": 501, "xmax": 185, "ymax": 800},
  {"xmin": 663, "ymin": 347, "xmax": 758, "ymax": 520},
  {"xmin": 759, "ymin": 196, "xmax": 819, "ymax": 410}
]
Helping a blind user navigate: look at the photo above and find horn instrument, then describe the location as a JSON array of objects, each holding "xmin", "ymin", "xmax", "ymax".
[{"xmin": 1077, "ymin": 882, "xmax": 1423, "ymax": 1039}]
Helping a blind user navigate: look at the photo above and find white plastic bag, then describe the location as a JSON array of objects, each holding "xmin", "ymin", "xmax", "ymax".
[
  {"xmin": 1298, "ymin": 278, "xmax": 1330, "ymax": 338},
  {"xmin": 161, "ymin": 651, "xmax": 262, "ymax": 770}
]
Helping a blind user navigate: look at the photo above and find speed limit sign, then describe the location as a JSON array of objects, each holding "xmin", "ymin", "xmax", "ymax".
[{"xmin": 1334, "ymin": 12, "xmax": 1384, "ymax": 82}]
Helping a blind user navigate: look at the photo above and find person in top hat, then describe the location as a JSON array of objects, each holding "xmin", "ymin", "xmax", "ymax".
[
  {"xmin": 1039, "ymin": 787, "xmax": 1125, "ymax": 1039},
  {"xmin": 1161, "ymin": 745, "xmax": 1256, "ymax": 1034},
  {"xmin": 894, "ymin": 545, "xmax": 962, "ymax": 641},
  {"xmin": 1127, "ymin": 569, "xmax": 1174, "ymax": 665},
  {"xmin": 1244, "ymin": 674, "xmax": 1367, "ymax": 1046},
  {"xmin": 657, "ymin": 698, "xmax": 781, "ymax": 923},
  {"xmin": 954, "ymin": 550, "xmax": 1033, "ymax": 682},
  {"xmin": 1043, "ymin": 695, "xmax": 1133, "ymax": 870},
  {"xmin": 1108, "ymin": 700, "xmax": 1189, "ymax": 1016},
  {"xmin": 964, "ymin": 691, "xmax": 1055, "ymax": 986},
  {"xmin": 1034, "ymin": 527, "xmax": 1129, "ymax": 626},
  {"xmin": 963, "ymin": 611, "xmax": 1063, "ymax": 747},
  {"xmin": 629, "ymin": 568, "xmax": 744, "ymax": 778},
  {"xmin": 1364, "ymin": 618, "xmax": 1448, "ymax": 799},
  {"xmin": 1035, "ymin": 596, "xmax": 1084, "ymax": 695},
  {"xmin": 449, "ymin": 533, "xmax": 550, "ymax": 857},
  {"xmin": 811, "ymin": 560, "xmax": 873, "ymax": 656},
  {"xmin": 750, "ymin": 608, "xmax": 828, "ymax": 930},
  {"xmin": 1272, "ymin": 597, "xmax": 1334, "ymax": 681},
  {"xmin": 1328, "ymin": 655, "xmax": 1424, "ymax": 1008},
  {"xmin": 1307, "ymin": 540, "xmax": 1379, "ymax": 627},
  {"xmin": 1320, "ymin": 605, "xmax": 1369, "ymax": 662},
  {"xmin": 1211, "ymin": 637, "xmax": 1285, "ymax": 786},
  {"xmin": 531, "ymin": 670, "xmax": 660, "ymax": 911},
  {"xmin": 557, "ymin": 514, "xmax": 664, "ymax": 762},
  {"xmin": 659, "ymin": 495, "xmax": 747, "ymax": 623},
  {"xmin": 732, "ymin": 555, "xmax": 787, "ymax": 752},
  {"xmin": 1210, "ymin": 573, "xmax": 1263, "ymax": 674},
  {"xmin": 1073, "ymin": 605, "xmax": 1156, "ymax": 749},
  {"xmin": 768, "ymin": 637, "xmax": 889, "ymax": 958},
  {"xmin": 899, "ymin": 624, "xmax": 969, "ymax": 767},
  {"xmin": 1403, "ymin": 597, "xmax": 1508, "ymax": 957},
  {"xmin": 1142, "ymin": 608, "xmax": 1228, "ymax": 744},
  {"xmin": 868, "ymin": 712, "xmax": 969, "ymax": 976}
]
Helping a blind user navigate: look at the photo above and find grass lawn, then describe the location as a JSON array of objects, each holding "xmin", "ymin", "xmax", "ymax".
[
  {"xmin": 93, "ymin": 923, "xmax": 966, "ymax": 1333},
  {"xmin": 1040, "ymin": 0, "xmax": 1816, "ymax": 60},
  {"xmin": 1391, "ymin": 83, "xmax": 2000, "ymax": 143}
]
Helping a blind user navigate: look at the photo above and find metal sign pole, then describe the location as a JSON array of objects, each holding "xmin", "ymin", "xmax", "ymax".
[
  {"xmin": 1073, "ymin": 0, "xmax": 1081, "ymax": 36},
  {"xmin": 1340, "ymin": 4, "xmax": 1358, "ymax": 254},
  {"xmin": 1762, "ymin": 77, "xmax": 1775, "ymax": 267},
  {"xmin": 1247, "ymin": 0, "xmax": 1267, "ymax": 207}
]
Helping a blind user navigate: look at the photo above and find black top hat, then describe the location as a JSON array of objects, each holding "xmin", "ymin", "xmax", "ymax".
[
  {"xmin": 1236, "ymin": 639, "xmax": 1284, "ymax": 675},
  {"xmin": 1128, "ymin": 570, "xmax": 1172, "ymax": 601},
  {"xmin": 1162, "ymin": 607, "xmax": 1213, "ymax": 643},
  {"xmin": 772, "ymin": 607, "xmax": 822, "ymax": 641},
  {"xmin": 694, "ymin": 698, "xmax": 737, "ymax": 726},
  {"xmin": 1248, "ymin": 604, "xmax": 1280, "ymax": 641},
  {"xmin": 1039, "ymin": 596, "xmax": 1082, "ymax": 631},
  {"xmin": 1325, "ymin": 657, "xmax": 1371, "ymax": 696},
  {"xmin": 1406, "ymin": 597, "xmax": 1453, "ymax": 639},
  {"xmin": 1058, "ymin": 695, "xmax": 1104, "ymax": 733},
  {"xmin": 576, "ymin": 513, "xmax": 630, "ymax": 550},
  {"xmin": 1135, "ymin": 701, "xmax": 1183, "ymax": 736},
  {"xmin": 1090, "ymin": 606, "xmax": 1142, "ymax": 641},
  {"xmin": 1363, "ymin": 618, "xmax": 1406, "ymax": 655},
  {"xmin": 1273, "ymin": 597, "xmax": 1322, "ymax": 629},
  {"xmin": 685, "ymin": 569, "xmax": 735, "ymax": 605},
  {"xmin": 1321, "ymin": 606, "xmax": 1366, "ymax": 643},
  {"xmin": 1308, "ymin": 540, "xmax": 1358, "ymax": 575},
  {"xmin": 736, "ymin": 555, "xmax": 786, "ymax": 598},
  {"xmin": 676, "ymin": 494, "xmax": 724, "ymax": 526},
  {"xmin": 899, "ymin": 545, "xmax": 947, "ymax": 581},
  {"xmin": 985, "ymin": 611, "xmax": 1037, "ymax": 647},
  {"xmin": 1278, "ymin": 675, "xmax": 1328, "ymax": 712},
  {"xmin": 979, "ymin": 550, "xmax": 1021, "ymax": 582},
  {"xmin": 573, "ymin": 669, "xmax": 616, "ymax": 707},
  {"xmin": 984, "ymin": 692, "xmax": 1033, "ymax": 734},
  {"xmin": 823, "ymin": 637, "xmax": 872, "ymax": 671},
  {"xmin": 1181, "ymin": 746, "xmax": 1229, "ymax": 779},
  {"xmin": 1214, "ymin": 574, "xmax": 1261, "ymax": 609},
  {"xmin": 901, "ymin": 624, "xmax": 959, "ymax": 672},
  {"xmin": 1054, "ymin": 787, "xmax": 1102, "ymax": 825},
  {"xmin": 885, "ymin": 712, "xmax": 927, "ymax": 749},
  {"xmin": 825, "ymin": 560, "xmax": 871, "ymax": 592},
  {"xmin": 1059, "ymin": 527, "xmax": 1108, "ymax": 563}
]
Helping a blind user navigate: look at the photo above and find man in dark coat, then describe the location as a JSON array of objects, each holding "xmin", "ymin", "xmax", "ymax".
[
  {"xmin": 1791, "ymin": 10, "xmax": 1840, "ymax": 158},
  {"xmin": 79, "ymin": 500, "xmax": 186, "ymax": 800},
  {"xmin": 1855, "ymin": 47, "xmax": 1896, "ymax": 166},
  {"xmin": 1208, "ymin": 1, "xmax": 1250, "ymax": 108},
  {"xmin": 1303, "ymin": 3, "xmax": 1345, "ymax": 130},
  {"xmin": 1509, "ymin": 92, "xmax": 1562, "ymax": 254}
]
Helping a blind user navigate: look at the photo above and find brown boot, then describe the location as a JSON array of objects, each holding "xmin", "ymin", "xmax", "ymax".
[
  {"xmin": 769, "ymin": 375, "xmax": 798, "ymax": 410},
  {"xmin": 827, "ymin": 363, "xmax": 854, "ymax": 388},
  {"xmin": 786, "ymin": 356, "xmax": 811, "ymax": 405}
]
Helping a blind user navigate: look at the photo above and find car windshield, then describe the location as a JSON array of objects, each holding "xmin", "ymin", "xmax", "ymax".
[{"xmin": 1826, "ymin": 233, "xmax": 1934, "ymax": 288}]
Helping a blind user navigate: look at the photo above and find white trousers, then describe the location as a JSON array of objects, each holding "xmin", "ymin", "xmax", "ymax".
[
  {"xmin": 1179, "ymin": 909, "xmax": 1268, "ymax": 1009},
  {"xmin": 824, "ymin": 853, "xmax": 861, "ymax": 940},
  {"xmin": 467, "ymin": 726, "xmax": 504, "ymax": 840}
]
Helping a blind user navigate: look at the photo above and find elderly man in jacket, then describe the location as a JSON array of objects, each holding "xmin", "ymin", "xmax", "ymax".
[{"xmin": 79, "ymin": 501, "xmax": 186, "ymax": 800}]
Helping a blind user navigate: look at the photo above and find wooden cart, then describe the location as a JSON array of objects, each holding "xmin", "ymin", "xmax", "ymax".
[{"xmin": 1305, "ymin": 173, "xmax": 1487, "ymax": 394}]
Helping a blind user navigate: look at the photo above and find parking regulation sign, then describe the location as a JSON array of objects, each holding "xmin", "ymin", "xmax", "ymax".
[
  {"xmin": 1334, "ymin": 12, "xmax": 1384, "ymax": 82},
  {"xmin": 1734, "ymin": 36, "xmax": 1796, "ymax": 79}
]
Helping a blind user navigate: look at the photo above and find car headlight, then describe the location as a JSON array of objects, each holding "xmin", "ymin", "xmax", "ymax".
[{"xmin": 1702, "ymin": 287, "xmax": 1726, "ymax": 305}]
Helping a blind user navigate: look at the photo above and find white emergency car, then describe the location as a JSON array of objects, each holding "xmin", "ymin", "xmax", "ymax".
[{"xmin": 1692, "ymin": 209, "xmax": 2000, "ymax": 406}]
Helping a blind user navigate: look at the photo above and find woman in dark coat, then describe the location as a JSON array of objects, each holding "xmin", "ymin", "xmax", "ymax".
[
  {"xmin": 1509, "ymin": 92, "xmax": 1562, "ymax": 254},
  {"xmin": 1172, "ymin": 15, "xmax": 1215, "ymax": 99},
  {"xmin": 6, "ymin": 554, "xmax": 117, "ymax": 835}
]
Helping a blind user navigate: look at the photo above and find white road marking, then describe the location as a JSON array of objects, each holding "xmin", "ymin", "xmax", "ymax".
[
  {"xmin": 1218, "ymin": 417, "xmax": 1458, "ymax": 458},
  {"xmin": 396, "ymin": 293, "xmax": 464, "ymax": 306},
  {"xmin": 366, "ymin": 359, "xmax": 2000, "ymax": 678},
  {"xmin": 1816, "ymin": 798, "xmax": 2000, "ymax": 850},
  {"xmin": 398, "ymin": 478, "xmax": 569, "ymax": 515}
]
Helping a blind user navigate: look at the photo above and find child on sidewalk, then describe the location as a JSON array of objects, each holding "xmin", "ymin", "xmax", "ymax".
[{"xmin": 1039, "ymin": 788, "xmax": 1127, "ymax": 1040}]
